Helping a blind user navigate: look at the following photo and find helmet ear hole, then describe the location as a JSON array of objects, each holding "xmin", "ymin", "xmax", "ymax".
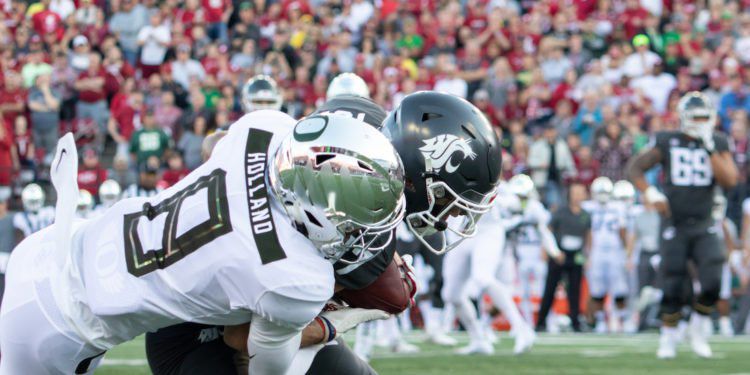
[{"xmin": 315, "ymin": 154, "xmax": 336, "ymax": 166}]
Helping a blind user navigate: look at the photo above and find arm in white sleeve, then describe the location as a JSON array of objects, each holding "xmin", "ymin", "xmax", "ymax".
[
  {"xmin": 248, "ymin": 290, "xmax": 328, "ymax": 375},
  {"xmin": 247, "ymin": 313, "xmax": 302, "ymax": 375},
  {"xmin": 539, "ymin": 223, "xmax": 562, "ymax": 259}
]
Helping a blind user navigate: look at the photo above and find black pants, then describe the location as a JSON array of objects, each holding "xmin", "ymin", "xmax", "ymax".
[
  {"xmin": 536, "ymin": 254, "xmax": 583, "ymax": 330},
  {"xmin": 307, "ymin": 338, "xmax": 377, "ymax": 375},
  {"xmin": 659, "ymin": 220, "xmax": 724, "ymax": 322}
]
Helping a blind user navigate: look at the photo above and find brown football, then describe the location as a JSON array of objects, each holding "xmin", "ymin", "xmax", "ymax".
[{"xmin": 336, "ymin": 258, "xmax": 411, "ymax": 314}]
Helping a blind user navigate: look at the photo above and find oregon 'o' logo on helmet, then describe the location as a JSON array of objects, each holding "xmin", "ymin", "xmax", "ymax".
[{"xmin": 418, "ymin": 134, "xmax": 477, "ymax": 174}]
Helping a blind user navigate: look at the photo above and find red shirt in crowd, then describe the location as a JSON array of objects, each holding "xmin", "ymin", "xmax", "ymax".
[
  {"xmin": 619, "ymin": 5, "xmax": 649, "ymax": 39},
  {"xmin": 77, "ymin": 165, "xmax": 108, "ymax": 196},
  {"xmin": 0, "ymin": 87, "xmax": 27, "ymax": 126},
  {"xmin": 160, "ymin": 168, "xmax": 190, "ymax": 188},
  {"xmin": 0, "ymin": 130, "xmax": 13, "ymax": 185},
  {"xmin": 202, "ymin": 0, "xmax": 230, "ymax": 23},
  {"xmin": 14, "ymin": 132, "xmax": 32, "ymax": 162},
  {"xmin": 77, "ymin": 68, "xmax": 108, "ymax": 103},
  {"xmin": 573, "ymin": 157, "xmax": 600, "ymax": 187},
  {"xmin": 112, "ymin": 103, "xmax": 141, "ymax": 141},
  {"xmin": 31, "ymin": 9, "xmax": 63, "ymax": 40}
]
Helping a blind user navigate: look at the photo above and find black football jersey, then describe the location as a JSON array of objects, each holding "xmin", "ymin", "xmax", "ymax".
[{"xmin": 653, "ymin": 131, "xmax": 729, "ymax": 223}]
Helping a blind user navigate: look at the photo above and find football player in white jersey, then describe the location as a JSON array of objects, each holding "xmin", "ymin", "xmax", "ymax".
[
  {"xmin": 327, "ymin": 73, "xmax": 370, "ymax": 100},
  {"xmin": 92, "ymin": 179, "xmax": 122, "ymax": 217},
  {"xmin": 504, "ymin": 176, "xmax": 562, "ymax": 326},
  {"xmin": 583, "ymin": 177, "xmax": 629, "ymax": 333},
  {"xmin": 12, "ymin": 183, "xmax": 54, "ymax": 241},
  {"xmin": 241, "ymin": 75, "xmax": 283, "ymax": 113},
  {"xmin": 442, "ymin": 175, "xmax": 558, "ymax": 355},
  {"xmin": 0, "ymin": 111, "xmax": 406, "ymax": 375},
  {"xmin": 613, "ymin": 180, "xmax": 642, "ymax": 333},
  {"xmin": 711, "ymin": 194, "xmax": 736, "ymax": 337},
  {"xmin": 75, "ymin": 190, "xmax": 95, "ymax": 219}
]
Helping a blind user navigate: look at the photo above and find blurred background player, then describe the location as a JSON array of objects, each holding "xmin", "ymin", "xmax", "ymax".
[
  {"xmin": 504, "ymin": 174, "xmax": 563, "ymax": 327},
  {"xmin": 13, "ymin": 183, "xmax": 54, "ymax": 242},
  {"xmin": 240, "ymin": 74, "xmax": 283, "ymax": 115},
  {"xmin": 537, "ymin": 182, "xmax": 591, "ymax": 333},
  {"xmin": 95, "ymin": 179, "xmax": 122, "ymax": 216},
  {"xmin": 711, "ymin": 194, "xmax": 736, "ymax": 337},
  {"xmin": 627, "ymin": 91, "xmax": 738, "ymax": 359},
  {"xmin": 613, "ymin": 180, "xmax": 642, "ymax": 333},
  {"xmin": 629, "ymin": 185, "xmax": 663, "ymax": 331},
  {"xmin": 583, "ymin": 177, "xmax": 629, "ymax": 333},
  {"xmin": 75, "ymin": 190, "xmax": 94, "ymax": 219},
  {"xmin": 327, "ymin": 73, "xmax": 370, "ymax": 100}
]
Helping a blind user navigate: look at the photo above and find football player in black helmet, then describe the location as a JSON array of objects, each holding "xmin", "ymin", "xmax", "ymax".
[
  {"xmin": 383, "ymin": 91, "xmax": 503, "ymax": 254},
  {"xmin": 627, "ymin": 91, "xmax": 737, "ymax": 359},
  {"xmin": 241, "ymin": 75, "xmax": 283, "ymax": 113}
]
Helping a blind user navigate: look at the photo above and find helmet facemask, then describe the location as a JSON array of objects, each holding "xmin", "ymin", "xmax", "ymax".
[
  {"xmin": 406, "ymin": 179, "xmax": 495, "ymax": 254},
  {"xmin": 679, "ymin": 92, "xmax": 716, "ymax": 139}
]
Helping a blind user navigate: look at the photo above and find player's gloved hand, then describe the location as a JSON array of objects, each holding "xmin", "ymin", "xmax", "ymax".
[
  {"xmin": 398, "ymin": 254, "xmax": 418, "ymax": 306},
  {"xmin": 316, "ymin": 304, "xmax": 390, "ymax": 343},
  {"xmin": 700, "ymin": 125, "xmax": 715, "ymax": 154}
]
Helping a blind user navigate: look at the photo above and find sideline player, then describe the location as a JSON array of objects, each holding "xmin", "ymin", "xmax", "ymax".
[
  {"xmin": 627, "ymin": 91, "xmax": 738, "ymax": 358},
  {"xmin": 583, "ymin": 177, "xmax": 629, "ymax": 333},
  {"xmin": 13, "ymin": 183, "xmax": 54, "ymax": 241},
  {"xmin": 0, "ymin": 111, "xmax": 405, "ymax": 374}
]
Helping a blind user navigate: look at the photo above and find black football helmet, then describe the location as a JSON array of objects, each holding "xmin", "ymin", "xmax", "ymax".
[
  {"xmin": 382, "ymin": 91, "xmax": 502, "ymax": 254},
  {"xmin": 241, "ymin": 75, "xmax": 283, "ymax": 113}
]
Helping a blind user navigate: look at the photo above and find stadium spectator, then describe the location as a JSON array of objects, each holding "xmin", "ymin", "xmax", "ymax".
[
  {"xmin": 21, "ymin": 45, "xmax": 51, "ymax": 88},
  {"xmin": 160, "ymin": 153, "xmax": 189, "ymax": 188},
  {"xmin": 28, "ymin": 73, "xmax": 61, "ymax": 159},
  {"xmin": 202, "ymin": 0, "xmax": 232, "ymax": 44},
  {"xmin": 129, "ymin": 109, "xmax": 170, "ymax": 167},
  {"xmin": 0, "ymin": 72, "xmax": 27, "ymax": 129},
  {"xmin": 74, "ymin": 52, "xmax": 109, "ymax": 151},
  {"xmin": 77, "ymin": 148, "xmax": 107, "ymax": 197},
  {"xmin": 630, "ymin": 62, "xmax": 676, "ymax": 114},
  {"xmin": 720, "ymin": 75, "xmax": 750, "ymax": 131},
  {"xmin": 573, "ymin": 91, "xmax": 603, "ymax": 145},
  {"xmin": 108, "ymin": 0, "xmax": 148, "ymax": 65},
  {"xmin": 154, "ymin": 91, "xmax": 183, "ymax": 138},
  {"xmin": 0, "ymin": 186, "xmax": 13, "ymax": 301},
  {"xmin": 435, "ymin": 62, "xmax": 468, "ymax": 99},
  {"xmin": 623, "ymin": 34, "xmax": 661, "ymax": 79},
  {"xmin": 528, "ymin": 125, "xmax": 576, "ymax": 209},
  {"xmin": 123, "ymin": 159, "xmax": 162, "ymax": 199},
  {"xmin": 172, "ymin": 44, "xmax": 206, "ymax": 90},
  {"xmin": 12, "ymin": 117, "xmax": 33, "ymax": 175},
  {"xmin": 178, "ymin": 115, "xmax": 207, "ymax": 171},
  {"xmin": 109, "ymin": 91, "xmax": 144, "ymax": 157},
  {"xmin": 136, "ymin": 12, "xmax": 170, "ymax": 79},
  {"xmin": 0, "ymin": 124, "xmax": 18, "ymax": 187},
  {"xmin": 109, "ymin": 154, "xmax": 137, "ymax": 190},
  {"xmin": 593, "ymin": 120, "xmax": 632, "ymax": 182}
]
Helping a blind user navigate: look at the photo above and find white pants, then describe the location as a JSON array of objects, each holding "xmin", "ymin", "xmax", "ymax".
[
  {"xmin": 442, "ymin": 227, "xmax": 503, "ymax": 305},
  {"xmin": 587, "ymin": 249, "xmax": 628, "ymax": 298},
  {"xmin": 720, "ymin": 262, "xmax": 732, "ymax": 300},
  {"xmin": 518, "ymin": 259, "xmax": 546, "ymax": 299},
  {"xmin": 0, "ymin": 230, "xmax": 104, "ymax": 375}
]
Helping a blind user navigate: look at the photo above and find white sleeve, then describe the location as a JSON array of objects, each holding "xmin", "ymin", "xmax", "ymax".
[
  {"xmin": 743, "ymin": 198, "xmax": 750, "ymax": 216},
  {"xmin": 247, "ymin": 312, "xmax": 303, "ymax": 375},
  {"xmin": 248, "ymin": 290, "xmax": 326, "ymax": 375}
]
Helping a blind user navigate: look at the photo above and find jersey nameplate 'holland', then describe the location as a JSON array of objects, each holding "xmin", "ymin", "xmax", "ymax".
[
  {"xmin": 59, "ymin": 111, "xmax": 334, "ymax": 348},
  {"xmin": 653, "ymin": 131, "xmax": 729, "ymax": 223}
]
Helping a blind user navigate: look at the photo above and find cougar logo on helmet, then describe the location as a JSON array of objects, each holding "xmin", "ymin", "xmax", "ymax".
[{"xmin": 419, "ymin": 135, "xmax": 477, "ymax": 173}]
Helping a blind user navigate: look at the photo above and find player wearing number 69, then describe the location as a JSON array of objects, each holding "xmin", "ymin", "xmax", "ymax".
[
  {"xmin": 626, "ymin": 91, "xmax": 738, "ymax": 360},
  {"xmin": 0, "ymin": 110, "xmax": 406, "ymax": 375}
]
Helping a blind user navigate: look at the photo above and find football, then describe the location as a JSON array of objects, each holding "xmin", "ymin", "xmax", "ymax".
[{"xmin": 336, "ymin": 258, "xmax": 411, "ymax": 314}]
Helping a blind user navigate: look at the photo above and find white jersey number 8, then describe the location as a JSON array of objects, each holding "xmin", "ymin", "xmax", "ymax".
[{"xmin": 670, "ymin": 147, "xmax": 712, "ymax": 187}]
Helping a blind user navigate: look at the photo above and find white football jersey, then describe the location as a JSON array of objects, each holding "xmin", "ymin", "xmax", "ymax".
[
  {"xmin": 13, "ymin": 206, "xmax": 54, "ymax": 237},
  {"xmin": 55, "ymin": 111, "xmax": 334, "ymax": 349},
  {"xmin": 509, "ymin": 199, "xmax": 549, "ymax": 262},
  {"xmin": 582, "ymin": 200, "xmax": 626, "ymax": 251}
]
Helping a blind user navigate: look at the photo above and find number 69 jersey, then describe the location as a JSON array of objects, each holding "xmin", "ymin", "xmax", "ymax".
[
  {"xmin": 652, "ymin": 131, "xmax": 729, "ymax": 223},
  {"xmin": 64, "ymin": 111, "xmax": 334, "ymax": 348}
]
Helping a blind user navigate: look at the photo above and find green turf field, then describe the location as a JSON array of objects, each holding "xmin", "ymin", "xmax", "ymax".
[{"xmin": 95, "ymin": 332, "xmax": 750, "ymax": 374}]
